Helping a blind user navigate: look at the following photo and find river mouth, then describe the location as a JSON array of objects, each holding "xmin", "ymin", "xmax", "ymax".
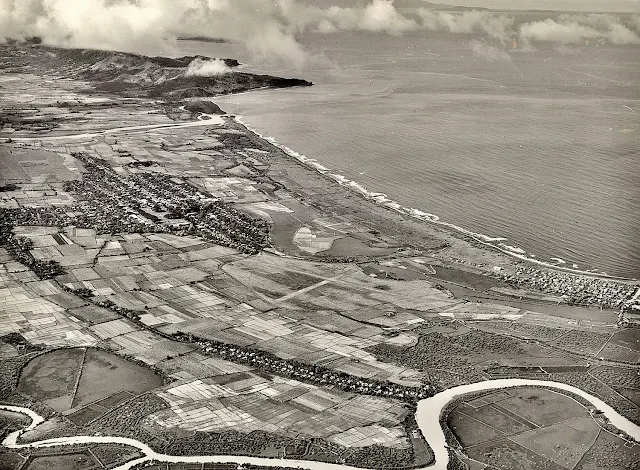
[{"xmin": 3, "ymin": 379, "xmax": 639, "ymax": 470}]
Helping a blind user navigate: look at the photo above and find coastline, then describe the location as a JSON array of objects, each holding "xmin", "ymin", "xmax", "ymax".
[
  {"xmin": 1, "ymin": 42, "xmax": 639, "ymax": 470},
  {"xmin": 231, "ymin": 114, "xmax": 637, "ymax": 283}
]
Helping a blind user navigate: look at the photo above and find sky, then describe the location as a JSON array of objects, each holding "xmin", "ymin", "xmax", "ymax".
[
  {"xmin": 313, "ymin": 0, "xmax": 640, "ymax": 13},
  {"xmin": 1, "ymin": 0, "xmax": 639, "ymax": 67},
  {"xmin": 425, "ymin": 0, "xmax": 640, "ymax": 12}
]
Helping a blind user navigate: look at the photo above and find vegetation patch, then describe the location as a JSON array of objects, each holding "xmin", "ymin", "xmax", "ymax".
[
  {"xmin": 23, "ymin": 451, "xmax": 98, "ymax": 470},
  {"xmin": 17, "ymin": 348, "xmax": 84, "ymax": 412},
  {"xmin": 445, "ymin": 387, "xmax": 612, "ymax": 470},
  {"xmin": 72, "ymin": 348, "xmax": 163, "ymax": 408},
  {"xmin": 15, "ymin": 347, "xmax": 163, "ymax": 421}
]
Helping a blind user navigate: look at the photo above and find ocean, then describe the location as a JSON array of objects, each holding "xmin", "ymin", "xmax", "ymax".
[{"xmin": 179, "ymin": 29, "xmax": 640, "ymax": 279}]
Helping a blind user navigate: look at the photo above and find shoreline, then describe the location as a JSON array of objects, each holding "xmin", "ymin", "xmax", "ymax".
[
  {"xmin": 3, "ymin": 379, "xmax": 639, "ymax": 470},
  {"xmin": 230, "ymin": 114, "xmax": 637, "ymax": 283},
  {"xmin": 2, "ymin": 43, "xmax": 639, "ymax": 470}
]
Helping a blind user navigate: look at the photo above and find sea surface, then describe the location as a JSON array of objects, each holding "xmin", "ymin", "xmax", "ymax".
[{"xmin": 179, "ymin": 30, "xmax": 640, "ymax": 279}]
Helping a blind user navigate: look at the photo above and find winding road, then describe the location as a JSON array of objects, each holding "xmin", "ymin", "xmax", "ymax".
[{"xmin": 2, "ymin": 379, "xmax": 639, "ymax": 470}]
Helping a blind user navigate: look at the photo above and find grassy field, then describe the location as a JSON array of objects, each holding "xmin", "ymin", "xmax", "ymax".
[
  {"xmin": 511, "ymin": 417, "xmax": 600, "ymax": 469},
  {"xmin": 17, "ymin": 347, "xmax": 163, "ymax": 423},
  {"xmin": 448, "ymin": 387, "xmax": 602, "ymax": 470},
  {"xmin": 0, "ymin": 147, "xmax": 80, "ymax": 185},
  {"xmin": 17, "ymin": 348, "xmax": 85, "ymax": 412},
  {"xmin": 24, "ymin": 452, "xmax": 98, "ymax": 470},
  {"xmin": 467, "ymin": 438, "xmax": 565, "ymax": 470},
  {"xmin": 0, "ymin": 453, "xmax": 25, "ymax": 470},
  {"xmin": 72, "ymin": 348, "xmax": 163, "ymax": 408},
  {"xmin": 574, "ymin": 430, "xmax": 640, "ymax": 470}
]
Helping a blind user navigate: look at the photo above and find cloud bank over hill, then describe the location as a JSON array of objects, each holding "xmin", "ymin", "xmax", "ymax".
[
  {"xmin": 1, "ymin": 0, "xmax": 639, "ymax": 67},
  {"xmin": 185, "ymin": 58, "xmax": 233, "ymax": 77}
]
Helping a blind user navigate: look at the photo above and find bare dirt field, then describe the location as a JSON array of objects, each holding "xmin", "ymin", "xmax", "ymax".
[
  {"xmin": 16, "ymin": 347, "xmax": 163, "ymax": 423},
  {"xmin": 72, "ymin": 348, "xmax": 163, "ymax": 408},
  {"xmin": 447, "ymin": 387, "xmax": 607, "ymax": 470}
]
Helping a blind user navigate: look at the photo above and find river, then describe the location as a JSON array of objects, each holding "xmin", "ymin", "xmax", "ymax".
[{"xmin": 3, "ymin": 379, "xmax": 639, "ymax": 470}]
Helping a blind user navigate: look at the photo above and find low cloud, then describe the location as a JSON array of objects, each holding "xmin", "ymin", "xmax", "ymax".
[
  {"xmin": 0, "ymin": 0, "xmax": 311, "ymax": 67},
  {"xmin": 185, "ymin": 58, "xmax": 232, "ymax": 77},
  {"xmin": 0, "ymin": 0, "xmax": 419, "ymax": 68},
  {"xmin": 519, "ymin": 19, "xmax": 601, "ymax": 44},
  {"xmin": 327, "ymin": 0, "xmax": 418, "ymax": 34},
  {"xmin": 518, "ymin": 16, "xmax": 640, "ymax": 46},
  {"xmin": 1, "ymin": 1, "xmax": 638, "ymax": 68},
  {"xmin": 608, "ymin": 23, "xmax": 640, "ymax": 44},
  {"xmin": 418, "ymin": 9, "xmax": 640, "ymax": 48},
  {"xmin": 419, "ymin": 10, "xmax": 514, "ymax": 45}
]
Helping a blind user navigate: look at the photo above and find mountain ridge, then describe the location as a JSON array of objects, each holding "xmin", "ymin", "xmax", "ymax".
[{"xmin": 1, "ymin": 42, "xmax": 312, "ymax": 100}]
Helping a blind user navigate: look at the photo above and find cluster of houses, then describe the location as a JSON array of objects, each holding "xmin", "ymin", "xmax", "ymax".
[
  {"xmin": 173, "ymin": 332, "xmax": 435, "ymax": 403},
  {"xmin": 502, "ymin": 266, "xmax": 638, "ymax": 310},
  {"xmin": 3, "ymin": 153, "xmax": 270, "ymax": 258}
]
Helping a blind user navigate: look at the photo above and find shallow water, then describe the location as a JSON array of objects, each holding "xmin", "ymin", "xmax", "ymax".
[{"xmin": 186, "ymin": 31, "xmax": 640, "ymax": 278}]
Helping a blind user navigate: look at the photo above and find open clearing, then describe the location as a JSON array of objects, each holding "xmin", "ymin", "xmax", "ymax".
[
  {"xmin": 17, "ymin": 348, "xmax": 85, "ymax": 412},
  {"xmin": 448, "ymin": 387, "xmax": 603, "ymax": 470},
  {"xmin": 72, "ymin": 348, "xmax": 163, "ymax": 407},
  {"xmin": 17, "ymin": 347, "xmax": 163, "ymax": 421},
  {"xmin": 24, "ymin": 452, "xmax": 98, "ymax": 470}
]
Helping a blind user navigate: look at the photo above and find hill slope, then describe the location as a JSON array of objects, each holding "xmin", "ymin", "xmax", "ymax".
[{"xmin": 1, "ymin": 42, "xmax": 312, "ymax": 100}]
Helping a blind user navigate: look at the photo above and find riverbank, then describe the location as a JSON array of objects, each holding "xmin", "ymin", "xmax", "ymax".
[{"xmin": 3, "ymin": 379, "xmax": 639, "ymax": 470}]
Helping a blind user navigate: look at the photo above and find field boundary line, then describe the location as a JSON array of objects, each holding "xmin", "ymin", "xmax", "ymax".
[
  {"xmin": 465, "ymin": 322, "xmax": 637, "ymax": 368},
  {"xmin": 456, "ymin": 409, "xmax": 508, "ymax": 435},
  {"xmin": 488, "ymin": 403, "xmax": 540, "ymax": 430},
  {"xmin": 571, "ymin": 428, "xmax": 602, "ymax": 470},
  {"xmin": 503, "ymin": 435, "xmax": 568, "ymax": 466},
  {"xmin": 594, "ymin": 332, "xmax": 616, "ymax": 359},
  {"xmin": 87, "ymin": 447, "xmax": 105, "ymax": 468},
  {"xmin": 586, "ymin": 372, "xmax": 634, "ymax": 408},
  {"xmin": 274, "ymin": 271, "xmax": 348, "ymax": 304},
  {"xmin": 70, "ymin": 347, "xmax": 88, "ymax": 408}
]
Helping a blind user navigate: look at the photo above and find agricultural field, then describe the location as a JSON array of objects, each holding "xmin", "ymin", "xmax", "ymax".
[
  {"xmin": 446, "ymin": 387, "xmax": 637, "ymax": 470},
  {"xmin": 17, "ymin": 347, "xmax": 85, "ymax": 411},
  {"xmin": 146, "ymin": 371, "xmax": 412, "ymax": 447},
  {"xmin": 0, "ymin": 146, "xmax": 80, "ymax": 186},
  {"xmin": 16, "ymin": 347, "xmax": 163, "ymax": 424},
  {"xmin": 597, "ymin": 328, "xmax": 640, "ymax": 363},
  {"xmin": 1, "ymin": 41, "xmax": 639, "ymax": 470},
  {"xmin": 0, "ymin": 443, "xmax": 145, "ymax": 470},
  {"xmin": 22, "ymin": 451, "xmax": 99, "ymax": 470}
]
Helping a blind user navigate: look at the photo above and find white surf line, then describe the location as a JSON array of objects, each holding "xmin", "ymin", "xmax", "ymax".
[
  {"xmin": 6, "ymin": 116, "xmax": 224, "ymax": 142},
  {"xmin": 233, "ymin": 116, "xmax": 637, "ymax": 282},
  {"xmin": 2, "ymin": 379, "xmax": 639, "ymax": 470}
]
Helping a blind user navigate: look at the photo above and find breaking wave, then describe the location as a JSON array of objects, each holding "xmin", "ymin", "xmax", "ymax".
[{"xmin": 233, "ymin": 115, "xmax": 628, "ymax": 279}]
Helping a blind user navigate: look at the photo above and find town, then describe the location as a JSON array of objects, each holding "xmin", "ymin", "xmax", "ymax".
[
  {"xmin": 2, "ymin": 153, "xmax": 270, "ymax": 255},
  {"xmin": 500, "ymin": 266, "xmax": 639, "ymax": 310}
]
